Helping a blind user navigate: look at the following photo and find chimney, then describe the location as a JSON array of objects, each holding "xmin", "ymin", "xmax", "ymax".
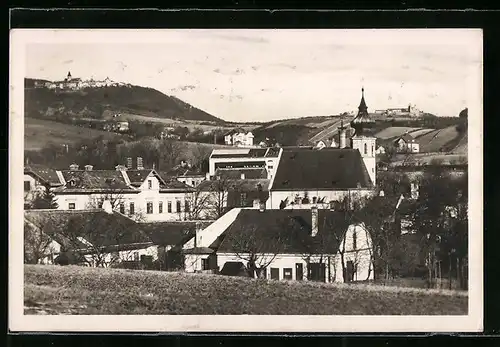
[
  {"xmin": 240, "ymin": 173, "xmax": 245, "ymax": 180},
  {"xmin": 259, "ymin": 201, "xmax": 266, "ymax": 212},
  {"xmin": 311, "ymin": 206, "xmax": 319, "ymax": 237},
  {"xmin": 194, "ymin": 222, "xmax": 203, "ymax": 248},
  {"xmin": 137, "ymin": 157, "xmax": 144, "ymax": 170},
  {"xmin": 84, "ymin": 165, "xmax": 93, "ymax": 171},
  {"xmin": 338, "ymin": 120, "xmax": 347, "ymax": 149},
  {"xmin": 379, "ymin": 190, "xmax": 385, "ymax": 197},
  {"xmin": 69, "ymin": 163, "xmax": 79, "ymax": 171},
  {"xmin": 102, "ymin": 200, "xmax": 113, "ymax": 214},
  {"xmin": 126, "ymin": 157, "xmax": 133, "ymax": 169}
]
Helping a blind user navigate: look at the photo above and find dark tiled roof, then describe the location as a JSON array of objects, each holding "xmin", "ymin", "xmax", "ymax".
[
  {"xmin": 264, "ymin": 147, "xmax": 281, "ymax": 157},
  {"xmin": 24, "ymin": 210, "xmax": 150, "ymax": 253},
  {"xmin": 214, "ymin": 168, "xmax": 268, "ymax": 179},
  {"xmin": 141, "ymin": 221, "xmax": 210, "ymax": 246},
  {"xmin": 271, "ymin": 148, "xmax": 373, "ymax": 191},
  {"xmin": 57, "ymin": 170, "xmax": 135, "ymax": 192},
  {"xmin": 162, "ymin": 167, "xmax": 205, "ymax": 178},
  {"xmin": 211, "ymin": 148, "xmax": 268, "ymax": 159},
  {"xmin": 127, "ymin": 169, "xmax": 166, "ymax": 186},
  {"xmin": 24, "ymin": 164, "xmax": 63, "ymax": 187},
  {"xmin": 215, "ymin": 209, "xmax": 355, "ymax": 254},
  {"xmin": 197, "ymin": 178, "xmax": 270, "ymax": 192},
  {"xmin": 159, "ymin": 179, "xmax": 195, "ymax": 192}
]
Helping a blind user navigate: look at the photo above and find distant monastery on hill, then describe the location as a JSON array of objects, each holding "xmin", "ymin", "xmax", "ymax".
[{"xmin": 33, "ymin": 71, "xmax": 132, "ymax": 90}]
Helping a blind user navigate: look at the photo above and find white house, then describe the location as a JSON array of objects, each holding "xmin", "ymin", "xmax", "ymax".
[
  {"xmin": 208, "ymin": 147, "xmax": 281, "ymax": 179},
  {"xmin": 36, "ymin": 159, "xmax": 196, "ymax": 222},
  {"xmin": 395, "ymin": 133, "xmax": 420, "ymax": 153},
  {"xmin": 183, "ymin": 207, "xmax": 374, "ymax": 283},
  {"xmin": 224, "ymin": 130, "xmax": 255, "ymax": 147},
  {"xmin": 24, "ymin": 164, "xmax": 65, "ymax": 207}
]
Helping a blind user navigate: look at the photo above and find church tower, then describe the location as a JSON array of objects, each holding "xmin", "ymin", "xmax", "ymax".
[{"xmin": 350, "ymin": 88, "xmax": 377, "ymax": 185}]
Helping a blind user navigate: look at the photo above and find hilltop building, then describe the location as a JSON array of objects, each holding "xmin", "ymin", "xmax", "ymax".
[{"xmin": 40, "ymin": 71, "xmax": 131, "ymax": 90}]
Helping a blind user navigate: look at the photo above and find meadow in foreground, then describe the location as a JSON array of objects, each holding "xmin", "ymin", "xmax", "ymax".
[{"xmin": 24, "ymin": 265, "xmax": 468, "ymax": 315}]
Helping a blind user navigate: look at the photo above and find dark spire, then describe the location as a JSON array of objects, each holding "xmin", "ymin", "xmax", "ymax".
[{"xmin": 351, "ymin": 87, "xmax": 374, "ymax": 136}]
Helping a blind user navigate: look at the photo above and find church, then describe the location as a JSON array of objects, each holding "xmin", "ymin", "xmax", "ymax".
[{"xmin": 267, "ymin": 88, "xmax": 378, "ymax": 210}]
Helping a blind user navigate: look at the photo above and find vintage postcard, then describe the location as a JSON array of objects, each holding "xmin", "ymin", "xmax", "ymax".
[{"xmin": 9, "ymin": 28, "xmax": 483, "ymax": 332}]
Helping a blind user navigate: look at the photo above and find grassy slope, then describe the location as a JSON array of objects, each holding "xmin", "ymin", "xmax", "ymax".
[
  {"xmin": 25, "ymin": 117, "xmax": 128, "ymax": 150},
  {"xmin": 24, "ymin": 265, "xmax": 467, "ymax": 315},
  {"xmin": 25, "ymin": 82, "xmax": 224, "ymax": 123}
]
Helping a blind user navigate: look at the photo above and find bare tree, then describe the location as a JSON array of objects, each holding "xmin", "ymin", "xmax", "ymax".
[
  {"xmin": 62, "ymin": 212, "xmax": 147, "ymax": 268},
  {"xmin": 86, "ymin": 190, "xmax": 126, "ymax": 210},
  {"xmin": 223, "ymin": 221, "xmax": 288, "ymax": 278},
  {"xmin": 24, "ymin": 214, "xmax": 62, "ymax": 264},
  {"xmin": 158, "ymin": 139, "xmax": 183, "ymax": 171},
  {"xmin": 200, "ymin": 177, "xmax": 244, "ymax": 219}
]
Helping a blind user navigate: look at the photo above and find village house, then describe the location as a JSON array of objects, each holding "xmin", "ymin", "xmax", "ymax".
[
  {"xmin": 224, "ymin": 130, "xmax": 255, "ymax": 147},
  {"xmin": 208, "ymin": 147, "xmax": 281, "ymax": 180},
  {"xmin": 394, "ymin": 133, "xmax": 420, "ymax": 153},
  {"xmin": 24, "ymin": 202, "xmax": 213, "ymax": 268},
  {"xmin": 24, "ymin": 164, "xmax": 65, "ymax": 208},
  {"xmin": 182, "ymin": 207, "xmax": 375, "ymax": 283},
  {"xmin": 23, "ymin": 203, "xmax": 156, "ymax": 267},
  {"xmin": 163, "ymin": 160, "xmax": 206, "ymax": 187},
  {"xmin": 25, "ymin": 157, "xmax": 196, "ymax": 223}
]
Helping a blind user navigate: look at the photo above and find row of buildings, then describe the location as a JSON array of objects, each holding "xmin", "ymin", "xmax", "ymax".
[
  {"xmin": 23, "ymin": 88, "xmax": 421, "ymax": 283},
  {"xmin": 33, "ymin": 71, "xmax": 131, "ymax": 91}
]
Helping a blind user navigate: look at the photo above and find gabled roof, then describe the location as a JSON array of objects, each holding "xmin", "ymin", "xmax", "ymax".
[
  {"xmin": 126, "ymin": 169, "xmax": 166, "ymax": 187},
  {"xmin": 214, "ymin": 168, "xmax": 268, "ymax": 179},
  {"xmin": 24, "ymin": 164, "xmax": 63, "ymax": 187},
  {"xmin": 56, "ymin": 170, "xmax": 135, "ymax": 193},
  {"xmin": 396, "ymin": 133, "xmax": 416, "ymax": 143},
  {"xmin": 270, "ymin": 148, "xmax": 373, "ymax": 191},
  {"xmin": 141, "ymin": 221, "xmax": 212, "ymax": 247},
  {"xmin": 24, "ymin": 209, "xmax": 150, "ymax": 253},
  {"xmin": 214, "ymin": 209, "xmax": 355, "ymax": 254}
]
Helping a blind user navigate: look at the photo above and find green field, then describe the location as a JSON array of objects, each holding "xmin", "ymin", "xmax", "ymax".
[
  {"xmin": 25, "ymin": 117, "xmax": 128, "ymax": 150},
  {"xmin": 24, "ymin": 265, "xmax": 468, "ymax": 315}
]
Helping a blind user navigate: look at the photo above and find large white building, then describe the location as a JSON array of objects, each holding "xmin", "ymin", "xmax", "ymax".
[{"xmin": 24, "ymin": 159, "xmax": 197, "ymax": 223}]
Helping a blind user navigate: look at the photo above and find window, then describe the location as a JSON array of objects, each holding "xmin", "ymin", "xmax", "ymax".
[
  {"xmin": 353, "ymin": 230, "xmax": 357, "ymax": 250},
  {"xmin": 283, "ymin": 268, "xmax": 293, "ymax": 280},
  {"xmin": 147, "ymin": 202, "xmax": 153, "ymax": 214},
  {"xmin": 167, "ymin": 201, "xmax": 172, "ymax": 213},
  {"xmin": 201, "ymin": 258, "xmax": 210, "ymax": 270},
  {"xmin": 133, "ymin": 251, "xmax": 139, "ymax": 261},
  {"xmin": 184, "ymin": 200, "xmax": 190, "ymax": 213},
  {"xmin": 159, "ymin": 201, "xmax": 163, "ymax": 213},
  {"xmin": 129, "ymin": 202, "xmax": 135, "ymax": 215},
  {"xmin": 119, "ymin": 203, "xmax": 125, "ymax": 214},
  {"xmin": 364, "ymin": 143, "xmax": 368, "ymax": 155},
  {"xmin": 176, "ymin": 200, "xmax": 181, "ymax": 213},
  {"xmin": 148, "ymin": 179, "xmax": 152, "ymax": 189},
  {"xmin": 372, "ymin": 145, "xmax": 374, "ymax": 155},
  {"xmin": 68, "ymin": 202, "xmax": 75, "ymax": 210},
  {"xmin": 240, "ymin": 192, "xmax": 247, "ymax": 207},
  {"xmin": 98, "ymin": 201, "xmax": 103, "ymax": 209},
  {"xmin": 270, "ymin": 268, "xmax": 279, "ymax": 280},
  {"xmin": 24, "ymin": 181, "xmax": 31, "ymax": 191}
]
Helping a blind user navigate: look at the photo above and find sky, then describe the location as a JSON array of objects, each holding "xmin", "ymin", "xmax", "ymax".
[{"xmin": 24, "ymin": 29, "xmax": 482, "ymax": 122}]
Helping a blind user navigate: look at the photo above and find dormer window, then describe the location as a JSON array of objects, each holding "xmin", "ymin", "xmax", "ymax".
[{"xmin": 68, "ymin": 179, "xmax": 76, "ymax": 187}]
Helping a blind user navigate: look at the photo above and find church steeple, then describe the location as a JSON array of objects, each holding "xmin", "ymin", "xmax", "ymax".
[{"xmin": 350, "ymin": 87, "xmax": 374, "ymax": 136}]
